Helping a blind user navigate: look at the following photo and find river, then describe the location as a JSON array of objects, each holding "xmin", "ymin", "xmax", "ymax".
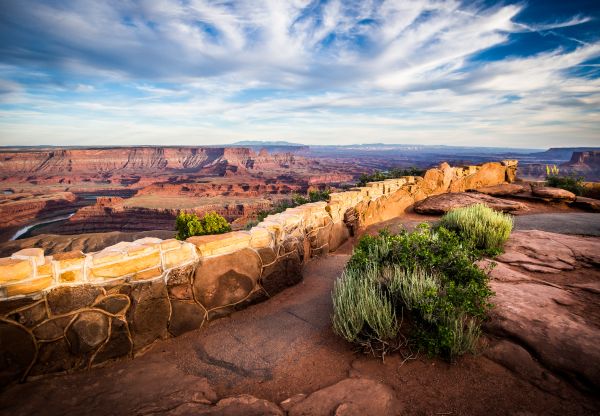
[{"xmin": 10, "ymin": 213, "xmax": 76, "ymax": 241}]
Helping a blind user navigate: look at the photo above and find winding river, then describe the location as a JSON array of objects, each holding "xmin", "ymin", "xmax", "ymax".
[{"xmin": 10, "ymin": 213, "xmax": 76, "ymax": 241}]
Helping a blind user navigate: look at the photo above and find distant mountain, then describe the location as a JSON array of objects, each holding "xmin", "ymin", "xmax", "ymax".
[
  {"xmin": 232, "ymin": 140, "xmax": 305, "ymax": 147},
  {"xmin": 529, "ymin": 147, "xmax": 600, "ymax": 161}
]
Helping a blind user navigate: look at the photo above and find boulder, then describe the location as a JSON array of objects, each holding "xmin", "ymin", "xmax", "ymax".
[
  {"xmin": 476, "ymin": 183, "xmax": 526, "ymax": 197},
  {"xmin": 531, "ymin": 186, "xmax": 576, "ymax": 201},
  {"xmin": 192, "ymin": 248, "xmax": 261, "ymax": 311},
  {"xmin": 168, "ymin": 301, "xmax": 205, "ymax": 336},
  {"xmin": 66, "ymin": 311, "xmax": 109, "ymax": 354},
  {"xmin": 570, "ymin": 196, "xmax": 600, "ymax": 212},
  {"xmin": 46, "ymin": 285, "xmax": 104, "ymax": 316},
  {"xmin": 0, "ymin": 321, "xmax": 36, "ymax": 387},
  {"xmin": 450, "ymin": 162, "xmax": 507, "ymax": 192},
  {"xmin": 165, "ymin": 394, "xmax": 283, "ymax": 415},
  {"xmin": 287, "ymin": 378, "xmax": 401, "ymax": 416},
  {"xmin": 413, "ymin": 192, "xmax": 525, "ymax": 214},
  {"xmin": 93, "ymin": 317, "xmax": 133, "ymax": 364},
  {"xmin": 127, "ymin": 279, "xmax": 170, "ymax": 351}
]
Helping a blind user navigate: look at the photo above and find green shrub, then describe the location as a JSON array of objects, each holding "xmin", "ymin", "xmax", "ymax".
[
  {"xmin": 439, "ymin": 204, "xmax": 513, "ymax": 254},
  {"xmin": 175, "ymin": 211, "xmax": 231, "ymax": 240},
  {"xmin": 546, "ymin": 174, "xmax": 584, "ymax": 196},
  {"xmin": 332, "ymin": 266, "xmax": 398, "ymax": 353},
  {"xmin": 332, "ymin": 224, "xmax": 496, "ymax": 360}
]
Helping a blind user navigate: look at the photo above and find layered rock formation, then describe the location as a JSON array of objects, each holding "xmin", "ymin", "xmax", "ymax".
[
  {"xmin": 0, "ymin": 160, "xmax": 516, "ymax": 385},
  {"xmin": 0, "ymin": 192, "xmax": 80, "ymax": 229}
]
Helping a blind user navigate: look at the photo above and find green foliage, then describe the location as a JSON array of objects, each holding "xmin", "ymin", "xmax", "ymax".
[
  {"xmin": 357, "ymin": 167, "xmax": 425, "ymax": 187},
  {"xmin": 332, "ymin": 265, "xmax": 399, "ymax": 352},
  {"xmin": 439, "ymin": 204, "xmax": 513, "ymax": 255},
  {"xmin": 175, "ymin": 211, "xmax": 231, "ymax": 240},
  {"xmin": 332, "ymin": 224, "xmax": 498, "ymax": 360},
  {"xmin": 546, "ymin": 174, "xmax": 585, "ymax": 196}
]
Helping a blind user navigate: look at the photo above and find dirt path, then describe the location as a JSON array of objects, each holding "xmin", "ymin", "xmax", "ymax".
[{"xmin": 1, "ymin": 214, "xmax": 599, "ymax": 415}]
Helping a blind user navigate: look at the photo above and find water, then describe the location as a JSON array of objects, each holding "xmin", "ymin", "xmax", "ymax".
[{"xmin": 10, "ymin": 213, "xmax": 75, "ymax": 241}]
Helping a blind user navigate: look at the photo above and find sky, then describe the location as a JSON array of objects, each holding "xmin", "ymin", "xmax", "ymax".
[{"xmin": 0, "ymin": 0, "xmax": 599, "ymax": 148}]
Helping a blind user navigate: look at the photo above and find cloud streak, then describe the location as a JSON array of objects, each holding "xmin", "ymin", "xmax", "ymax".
[{"xmin": 0, "ymin": 0, "xmax": 598, "ymax": 147}]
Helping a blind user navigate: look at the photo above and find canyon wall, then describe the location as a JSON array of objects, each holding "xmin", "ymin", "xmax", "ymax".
[
  {"xmin": 0, "ymin": 147, "xmax": 303, "ymax": 177},
  {"xmin": 0, "ymin": 160, "xmax": 516, "ymax": 386}
]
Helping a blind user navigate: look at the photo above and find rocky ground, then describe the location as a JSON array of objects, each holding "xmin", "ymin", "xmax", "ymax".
[{"xmin": 0, "ymin": 209, "xmax": 598, "ymax": 415}]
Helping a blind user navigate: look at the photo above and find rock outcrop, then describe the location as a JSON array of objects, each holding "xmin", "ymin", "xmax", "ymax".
[
  {"xmin": 413, "ymin": 192, "xmax": 526, "ymax": 214},
  {"xmin": 483, "ymin": 230, "xmax": 600, "ymax": 392}
]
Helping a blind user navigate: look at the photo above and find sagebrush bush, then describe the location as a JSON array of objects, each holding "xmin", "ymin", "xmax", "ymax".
[
  {"xmin": 332, "ymin": 224, "xmax": 498, "ymax": 360},
  {"xmin": 439, "ymin": 204, "xmax": 513, "ymax": 254},
  {"xmin": 332, "ymin": 266, "xmax": 398, "ymax": 353},
  {"xmin": 175, "ymin": 211, "xmax": 231, "ymax": 240}
]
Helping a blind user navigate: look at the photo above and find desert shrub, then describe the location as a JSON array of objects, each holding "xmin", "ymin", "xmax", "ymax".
[
  {"xmin": 357, "ymin": 166, "xmax": 425, "ymax": 187},
  {"xmin": 332, "ymin": 224, "xmax": 496, "ymax": 360},
  {"xmin": 332, "ymin": 265, "xmax": 398, "ymax": 353},
  {"xmin": 439, "ymin": 204, "xmax": 513, "ymax": 255},
  {"xmin": 546, "ymin": 174, "xmax": 584, "ymax": 196},
  {"xmin": 175, "ymin": 211, "xmax": 231, "ymax": 240}
]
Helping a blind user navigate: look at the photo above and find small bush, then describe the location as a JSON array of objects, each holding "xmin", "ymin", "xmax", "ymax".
[
  {"xmin": 439, "ymin": 204, "xmax": 513, "ymax": 254},
  {"xmin": 546, "ymin": 174, "xmax": 584, "ymax": 196},
  {"xmin": 332, "ymin": 266, "xmax": 398, "ymax": 353},
  {"xmin": 332, "ymin": 224, "xmax": 497, "ymax": 360},
  {"xmin": 175, "ymin": 211, "xmax": 231, "ymax": 240}
]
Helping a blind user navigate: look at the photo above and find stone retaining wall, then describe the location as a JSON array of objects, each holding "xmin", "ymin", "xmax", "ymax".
[{"xmin": 0, "ymin": 160, "xmax": 517, "ymax": 386}]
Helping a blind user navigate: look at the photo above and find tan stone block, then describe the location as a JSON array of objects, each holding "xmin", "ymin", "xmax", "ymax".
[
  {"xmin": 11, "ymin": 247, "xmax": 45, "ymax": 266},
  {"xmin": 160, "ymin": 239, "xmax": 182, "ymax": 251},
  {"xmin": 0, "ymin": 258, "xmax": 33, "ymax": 283},
  {"xmin": 131, "ymin": 267, "xmax": 163, "ymax": 281},
  {"xmin": 59, "ymin": 269, "xmax": 84, "ymax": 283},
  {"xmin": 37, "ymin": 262, "xmax": 54, "ymax": 278},
  {"xmin": 54, "ymin": 250, "xmax": 86, "ymax": 269},
  {"xmin": 187, "ymin": 232, "xmax": 251, "ymax": 257},
  {"xmin": 163, "ymin": 244, "xmax": 196, "ymax": 269},
  {"xmin": 5, "ymin": 275, "xmax": 53, "ymax": 297},
  {"xmin": 92, "ymin": 250, "xmax": 127, "ymax": 266},
  {"xmin": 89, "ymin": 251, "xmax": 161, "ymax": 280},
  {"xmin": 249, "ymin": 227, "xmax": 272, "ymax": 249},
  {"xmin": 126, "ymin": 244, "xmax": 158, "ymax": 257}
]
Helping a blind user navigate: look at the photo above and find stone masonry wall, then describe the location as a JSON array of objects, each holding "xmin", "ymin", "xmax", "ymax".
[{"xmin": 0, "ymin": 160, "xmax": 517, "ymax": 386}]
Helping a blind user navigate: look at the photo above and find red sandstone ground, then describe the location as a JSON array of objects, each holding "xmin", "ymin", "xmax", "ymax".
[{"xmin": 0, "ymin": 212, "xmax": 598, "ymax": 416}]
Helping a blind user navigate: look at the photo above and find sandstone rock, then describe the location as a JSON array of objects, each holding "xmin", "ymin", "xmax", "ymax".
[
  {"xmin": 476, "ymin": 183, "xmax": 526, "ymax": 196},
  {"xmin": 210, "ymin": 395, "xmax": 283, "ymax": 416},
  {"xmin": 497, "ymin": 230, "xmax": 600, "ymax": 273},
  {"xmin": 0, "ymin": 321, "xmax": 36, "ymax": 387},
  {"xmin": 30, "ymin": 338, "xmax": 78, "ymax": 376},
  {"xmin": 11, "ymin": 248, "xmax": 45, "ymax": 266},
  {"xmin": 0, "ymin": 257, "xmax": 33, "ymax": 283},
  {"xmin": 168, "ymin": 300, "xmax": 205, "ymax": 337},
  {"xmin": 33, "ymin": 315, "xmax": 72, "ymax": 341},
  {"xmin": 413, "ymin": 192, "xmax": 525, "ymax": 214},
  {"xmin": 46, "ymin": 285, "xmax": 103, "ymax": 315},
  {"xmin": 7, "ymin": 300, "xmax": 47, "ymax": 328},
  {"xmin": 484, "ymin": 340, "xmax": 565, "ymax": 395},
  {"xmin": 66, "ymin": 311, "xmax": 109, "ymax": 354},
  {"xmin": 258, "ymin": 246, "xmax": 303, "ymax": 297},
  {"xmin": 288, "ymin": 378, "xmax": 401, "ymax": 416},
  {"xmin": 570, "ymin": 196, "xmax": 600, "ymax": 212},
  {"xmin": 487, "ymin": 280, "xmax": 600, "ymax": 390},
  {"xmin": 93, "ymin": 294, "xmax": 130, "ymax": 315},
  {"xmin": 450, "ymin": 162, "xmax": 506, "ymax": 192},
  {"xmin": 127, "ymin": 279, "xmax": 170, "ymax": 351},
  {"xmin": 328, "ymin": 221, "xmax": 350, "ymax": 252},
  {"xmin": 531, "ymin": 186, "xmax": 576, "ymax": 201},
  {"xmin": 193, "ymin": 248, "xmax": 261, "ymax": 311},
  {"xmin": 93, "ymin": 317, "xmax": 132, "ymax": 364},
  {"xmin": 166, "ymin": 262, "xmax": 196, "ymax": 286},
  {"xmin": 188, "ymin": 232, "xmax": 251, "ymax": 257},
  {"xmin": 280, "ymin": 394, "xmax": 307, "ymax": 412}
]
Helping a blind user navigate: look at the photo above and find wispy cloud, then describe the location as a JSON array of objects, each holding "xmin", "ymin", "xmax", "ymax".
[{"xmin": 0, "ymin": 0, "xmax": 598, "ymax": 147}]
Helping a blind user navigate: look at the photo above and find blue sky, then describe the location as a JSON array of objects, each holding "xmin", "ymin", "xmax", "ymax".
[{"xmin": 0, "ymin": 0, "xmax": 599, "ymax": 148}]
